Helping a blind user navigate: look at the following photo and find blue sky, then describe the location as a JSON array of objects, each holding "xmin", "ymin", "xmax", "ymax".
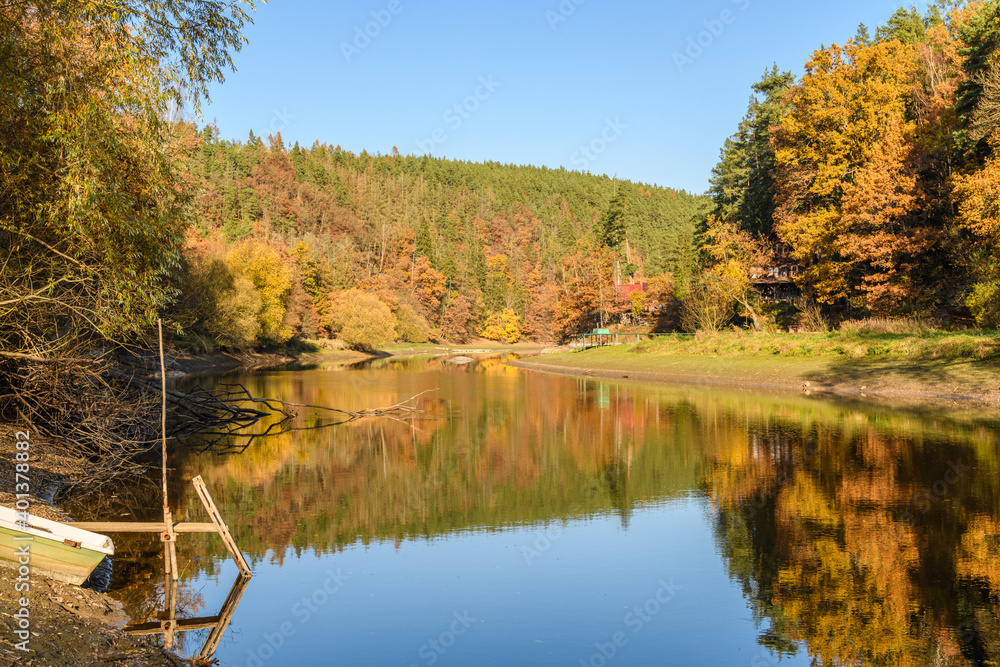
[{"xmin": 202, "ymin": 0, "xmax": 914, "ymax": 194}]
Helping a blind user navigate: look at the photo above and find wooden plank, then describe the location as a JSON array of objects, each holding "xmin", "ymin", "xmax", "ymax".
[
  {"xmin": 192, "ymin": 475, "xmax": 252, "ymax": 577},
  {"xmin": 71, "ymin": 522, "xmax": 218, "ymax": 533},
  {"xmin": 125, "ymin": 616, "xmax": 221, "ymax": 636}
]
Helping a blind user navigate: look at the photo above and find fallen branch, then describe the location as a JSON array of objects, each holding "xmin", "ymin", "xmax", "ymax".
[{"xmin": 175, "ymin": 386, "xmax": 439, "ymax": 455}]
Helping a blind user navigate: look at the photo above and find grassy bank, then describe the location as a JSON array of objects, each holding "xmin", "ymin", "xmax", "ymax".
[{"xmin": 515, "ymin": 329, "xmax": 1000, "ymax": 403}]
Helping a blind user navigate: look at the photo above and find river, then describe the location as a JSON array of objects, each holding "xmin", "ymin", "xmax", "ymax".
[{"xmin": 64, "ymin": 353, "xmax": 1000, "ymax": 666}]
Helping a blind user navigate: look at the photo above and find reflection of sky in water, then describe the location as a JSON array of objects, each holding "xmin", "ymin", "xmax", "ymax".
[{"xmin": 190, "ymin": 497, "xmax": 810, "ymax": 666}]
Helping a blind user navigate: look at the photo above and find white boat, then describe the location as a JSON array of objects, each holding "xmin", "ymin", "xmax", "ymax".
[{"xmin": 0, "ymin": 505, "xmax": 114, "ymax": 585}]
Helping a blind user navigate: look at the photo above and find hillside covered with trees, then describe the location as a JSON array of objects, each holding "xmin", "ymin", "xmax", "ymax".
[{"xmin": 171, "ymin": 130, "xmax": 705, "ymax": 348}]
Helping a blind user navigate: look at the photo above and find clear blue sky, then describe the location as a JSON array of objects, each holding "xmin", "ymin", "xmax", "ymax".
[{"xmin": 201, "ymin": 0, "xmax": 912, "ymax": 195}]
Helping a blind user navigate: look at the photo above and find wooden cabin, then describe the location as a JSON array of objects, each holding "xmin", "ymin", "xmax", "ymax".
[{"xmin": 750, "ymin": 242, "xmax": 802, "ymax": 302}]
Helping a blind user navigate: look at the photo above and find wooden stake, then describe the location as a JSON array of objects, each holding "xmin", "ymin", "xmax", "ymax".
[
  {"xmin": 195, "ymin": 574, "xmax": 251, "ymax": 659},
  {"xmin": 192, "ymin": 475, "xmax": 252, "ymax": 577},
  {"xmin": 158, "ymin": 322, "xmax": 179, "ymax": 583},
  {"xmin": 158, "ymin": 319, "xmax": 168, "ymax": 513}
]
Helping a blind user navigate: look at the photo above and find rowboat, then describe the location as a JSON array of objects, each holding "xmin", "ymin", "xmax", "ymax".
[{"xmin": 0, "ymin": 505, "xmax": 114, "ymax": 585}]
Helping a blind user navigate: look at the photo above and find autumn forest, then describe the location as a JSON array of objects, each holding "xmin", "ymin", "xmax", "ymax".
[
  {"xmin": 172, "ymin": 1, "xmax": 1000, "ymax": 349},
  {"xmin": 8, "ymin": 3, "xmax": 1000, "ymax": 360}
]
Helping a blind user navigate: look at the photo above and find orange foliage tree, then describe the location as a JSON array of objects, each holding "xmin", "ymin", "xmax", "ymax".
[
  {"xmin": 773, "ymin": 39, "xmax": 936, "ymax": 314},
  {"xmin": 556, "ymin": 239, "xmax": 617, "ymax": 336}
]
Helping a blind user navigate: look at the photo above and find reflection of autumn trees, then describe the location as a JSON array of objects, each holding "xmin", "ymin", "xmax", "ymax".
[
  {"xmin": 95, "ymin": 363, "xmax": 1000, "ymax": 664},
  {"xmin": 705, "ymin": 403, "xmax": 1000, "ymax": 666},
  {"xmin": 168, "ymin": 362, "xmax": 706, "ymax": 573}
]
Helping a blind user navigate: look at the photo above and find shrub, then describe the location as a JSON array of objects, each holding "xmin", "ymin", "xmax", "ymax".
[
  {"xmin": 967, "ymin": 277, "xmax": 1000, "ymax": 328},
  {"xmin": 330, "ymin": 289, "xmax": 395, "ymax": 350},
  {"xmin": 396, "ymin": 303, "xmax": 431, "ymax": 343},
  {"xmin": 480, "ymin": 308, "xmax": 522, "ymax": 343},
  {"xmin": 797, "ymin": 301, "xmax": 829, "ymax": 333},
  {"xmin": 681, "ymin": 273, "xmax": 733, "ymax": 333}
]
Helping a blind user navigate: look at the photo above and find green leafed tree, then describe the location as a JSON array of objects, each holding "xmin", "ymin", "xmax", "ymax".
[
  {"xmin": 956, "ymin": 0, "xmax": 1000, "ymax": 125},
  {"xmin": 708, "ymin": 65, "xmax": 796, "ymax": 237},
  {"xmin": 876, "ymin": 6, "xmax": 927, "ymax": 45},
  {"xmin": 599, "ymin": 187, "xmax": 629, "ymax": 249}
]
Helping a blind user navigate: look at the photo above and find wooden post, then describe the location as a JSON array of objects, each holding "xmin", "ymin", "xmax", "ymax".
[
  {"xmin": 158, "ymin": 320, "xmax": 168, "ymax": 514},
  {"xmin": 157, "ymin": 321, "xmax": 178, "ymax": 583},
  {"xmin": 192, "ymin": 475, "xmax": 252, "ymax": 577},
  {"xmin": 162, "ymin": 572, "xmax": 177, "ymax": 649}
]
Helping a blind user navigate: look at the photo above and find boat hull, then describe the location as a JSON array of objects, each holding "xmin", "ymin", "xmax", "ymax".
[{"xmin": 0, "ymin": 506, "xmax": 114, "ymax": 586}]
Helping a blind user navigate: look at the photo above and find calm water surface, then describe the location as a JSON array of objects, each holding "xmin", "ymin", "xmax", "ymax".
[{"xmin": 72, "ymin": 354, "xmax": 1000, "ymax": 666}]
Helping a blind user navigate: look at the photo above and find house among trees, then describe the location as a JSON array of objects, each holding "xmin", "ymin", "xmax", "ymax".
[
  {"xmin": 750, "ymin": 241, "xmax": 801, "ymax": 302},
  {"xmin": 616, "ymin": 282, "xmax": 649, "ymax": 300}
]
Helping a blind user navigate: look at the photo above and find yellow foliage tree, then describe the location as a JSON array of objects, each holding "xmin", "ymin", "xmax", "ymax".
[
  {"xmin": 774, "ymin": 39, "xmax": 932, "ymax": 312},
  {"xmin": 330, "ymin": 289, "xmax": 396, "ymax": 350},
  {"xmin": 226, "ymin": 240, "xmax": 294, "ymax": 342},
  {"xmin": 952, "ymin": 132, "xmax": 1000, "ymax": 326},
  {"xmin": 702, "ymin": 215, "xmax": 772, "ymax": 330},
  {"xmin": 480, "ymin": 309, "xmax": 521, "ymax": 343}
]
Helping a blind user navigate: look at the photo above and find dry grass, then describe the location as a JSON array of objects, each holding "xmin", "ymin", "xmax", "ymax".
[
  {"xmin": 838, "ymin": 317, "xmax": 937, "ymax": 336},
  {"xmin": 797, "ymin": 302, "xmax": 830, "ymax": 333}
]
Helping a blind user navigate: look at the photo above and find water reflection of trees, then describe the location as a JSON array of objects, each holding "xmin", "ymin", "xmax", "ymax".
[
  {"xmin": 170, "ymin": 370, "xmax": 704, "ymax": 571},
  {"xmin": 89, "ymin": 359, "xmax": 1000, "ymax": 665},
  {"xmin": 704, "ymin": 403, "xmax": 1000, "ymax": 666}
]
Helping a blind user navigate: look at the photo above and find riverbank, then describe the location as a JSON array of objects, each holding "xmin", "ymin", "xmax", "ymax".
[
  {"xmin": 0, "ymin": 345, "xmax": 381, "ymax": 666},
  {"xmin": 512, "ymin": 331, "xmax": 1000, "ymax": 405},
  {"xmin": 0, "ymin": 425, "xmax": 179, "ymax": 666}
]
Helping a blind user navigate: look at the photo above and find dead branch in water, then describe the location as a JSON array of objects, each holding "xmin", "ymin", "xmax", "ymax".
[
  {"xmin": 273, "ymin": 388, "xmax": 438, "ymax": 417},
  {"xmin": 174, "ymin": 385, "xmax": 439, "ymax": 455},
  {"xmin": 0, "ymin": 331, "xmax": 440, "ymax": 469}
]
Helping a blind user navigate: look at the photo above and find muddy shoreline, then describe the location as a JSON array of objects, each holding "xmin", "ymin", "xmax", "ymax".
[{"xmin": 0, "ymin": 425, "xmax": 181, "ymax": 666}]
